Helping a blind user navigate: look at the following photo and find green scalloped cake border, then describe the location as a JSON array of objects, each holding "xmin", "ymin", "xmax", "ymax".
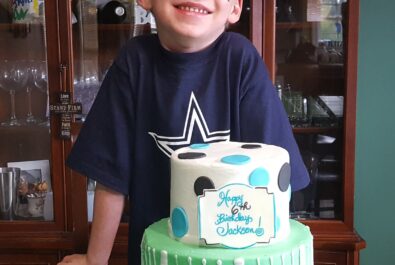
[{"xmin": 141, "ymin": 218, "xmax": 313, "ymax": 265}]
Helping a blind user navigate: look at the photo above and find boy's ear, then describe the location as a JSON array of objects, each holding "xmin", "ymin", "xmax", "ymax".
[
  {"xmin": 227, "ymin": 0, "xmax": 243, "ymax": 24},
  {"xmin": 137, "ymin": 0, "xmax": 152, "ymax": 10}
]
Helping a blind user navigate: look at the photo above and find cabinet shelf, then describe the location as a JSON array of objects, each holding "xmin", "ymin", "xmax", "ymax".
[
  {"xmin": 0, "ymin": 125, "xmax": 50, "ymax": 167},
  {"xmin": 276, "ymin": 21, "xmax": 316, "ymax": 29},
  {"xmin": 293, "ymin": 126, "xmax": 340, "ymax": 134}
]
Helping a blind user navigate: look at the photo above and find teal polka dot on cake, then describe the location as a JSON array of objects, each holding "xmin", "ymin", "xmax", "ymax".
[
  {"xmin": 275, "ymin": 216, "xmax": 281, "ymax": 232},
  {"xmin": 190, "ymin": 143, "xmax": 210, "ymax": 149},
  {"xmin": 171, "ymin": 207, "xmax": 189, "ymax": 238},
  {"xmin": 249, "ymin": 167, "xmax": 270, "ymax": 187},
  {"xmin": 221, "ymin": 155, "xmax": 251, "ymax": 165}
]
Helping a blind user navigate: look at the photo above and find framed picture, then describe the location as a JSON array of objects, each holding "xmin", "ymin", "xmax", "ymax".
[
  {"xmin": 7, "ymin": 160, "xmax": 53, "ymax": 220},
  {"xmin": 7, "ymin": 159, "xmax": 51, "ymax": 192}
]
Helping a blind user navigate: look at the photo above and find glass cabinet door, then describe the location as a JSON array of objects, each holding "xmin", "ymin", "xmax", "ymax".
[
  {"xmin": 0, "ymin": 0, "xmax": 53, "ymax": 222},
  {"xmin": 275, "ymin": 0, "xmax": 348, "ymax": 220}
]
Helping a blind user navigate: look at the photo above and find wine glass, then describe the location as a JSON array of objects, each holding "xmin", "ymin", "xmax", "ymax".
[
  {"xmin": 74, "ymin": 60, "xmax": 100, "ymax": 119},
  {"xmin": 25, "ymin": 60, "xmax": 40, "ymax": 124},
  {"xmin": 0, "ymin": 60, "xmax": 28, "ymax": 126},
  {"xmin": 31, "ymin": 60, "xmax": 49, "ymax": 126}
]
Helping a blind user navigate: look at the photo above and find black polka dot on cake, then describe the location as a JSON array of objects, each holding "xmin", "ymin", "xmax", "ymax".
[
  {"xmin": 278, "ymin": 163, "xmax": 291, "ymax": 192},
  {"xmin": 241, "ymin": 144, "xmax": 262, "ymax": 149},
  {"xmin": 178, "ymin": 152, "xmax": 206, "ymax": 160},
  {"xmin": 194, "ymin": 176, "xmax": 215, "ymax": 196}
]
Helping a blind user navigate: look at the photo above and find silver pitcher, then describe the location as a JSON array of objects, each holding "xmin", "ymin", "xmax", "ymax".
[{"xmin": 0, "ymin": 167, "xmax": 20, "ymax": 220}]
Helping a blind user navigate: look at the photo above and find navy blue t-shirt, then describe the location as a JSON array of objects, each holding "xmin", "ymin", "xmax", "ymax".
[{"xmin": 67, "ymin": 32, "xmax": 309, "ymax": 264}]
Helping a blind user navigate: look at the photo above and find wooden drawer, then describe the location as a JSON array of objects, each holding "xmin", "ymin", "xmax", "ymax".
[{"xmin": 315, "ymin": 250, "xmax": 347, "ymax": 265}]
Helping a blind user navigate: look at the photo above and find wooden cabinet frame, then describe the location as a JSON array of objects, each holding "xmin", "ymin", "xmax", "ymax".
[{"xmin": 0, "ymin": 0, "xmax": 365, "ymax": 264}]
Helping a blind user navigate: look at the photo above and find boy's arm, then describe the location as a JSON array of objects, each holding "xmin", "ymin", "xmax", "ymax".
[{"xmin": 58, "ymin": 183, "xmax": 125, "ymax": 265}]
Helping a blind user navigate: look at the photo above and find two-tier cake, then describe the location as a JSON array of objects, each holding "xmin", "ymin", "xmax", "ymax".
[{"xmin": 141, "ymin": 141, "xmax": 313, "ymax": 264}]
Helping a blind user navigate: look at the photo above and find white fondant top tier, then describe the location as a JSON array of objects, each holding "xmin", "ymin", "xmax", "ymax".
[{"xmin": 169, "ymin": 141, "xmax": 292, "ymax": 248}]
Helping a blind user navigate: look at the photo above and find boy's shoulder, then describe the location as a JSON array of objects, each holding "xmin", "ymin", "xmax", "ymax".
[
  {"xmin": 222, "ymin": 31, "xmax": 251, "ymax": 44},
  {"xmin": 124, "ymin": 34, "xmax": 160, "ymax": 54},
  {"xmin": 219, "ymin": 32, "xmax": 262, "ymax": 66},
  {"xmin": 113, "ymin": 34, "xmax": 160, "ymax": 67},
  {"xmin": 221, "ymin": 32, "xmax": 260, "ymax": 57},
  {"xmin": 215, "ymin": 32, "xmax": 253, "ymax": 50}
]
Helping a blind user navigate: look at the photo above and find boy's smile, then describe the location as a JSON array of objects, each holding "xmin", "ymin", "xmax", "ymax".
[
  {"xmin": 137, "ymin": 0, "xmax": 243, "ymax": 53},
  {"xmin": 175, "ymin": 3, "xmax": 212, "ymax": 14}
]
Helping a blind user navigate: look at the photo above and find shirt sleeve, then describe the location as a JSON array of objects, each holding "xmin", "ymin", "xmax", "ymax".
[
  {"xmin": 66, "ymin": 59, "xmax": 135, "ymax": 195},
  {"xmin": 239, "ymin": 52, "xmax": 310, "ymax": 191}
]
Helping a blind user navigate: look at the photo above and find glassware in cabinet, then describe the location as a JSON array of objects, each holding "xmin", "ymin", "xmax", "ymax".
[
  {"xmin": 275, "ymin": 0, "xmax": 350, "ymax": 221},
  {"xmin": 0, "ymin": 0, "xmax": 54, "ymax": 222}
]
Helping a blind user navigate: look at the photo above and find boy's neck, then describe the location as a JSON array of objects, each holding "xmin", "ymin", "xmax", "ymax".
[{"xmin": 157, "ymin": 30, "xmax": 225, "ymax": 53}]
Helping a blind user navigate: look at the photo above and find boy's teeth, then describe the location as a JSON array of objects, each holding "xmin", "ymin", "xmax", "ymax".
[{"xmin": 179, "ymin": 6, "xmax": 208, "ymax": 14}]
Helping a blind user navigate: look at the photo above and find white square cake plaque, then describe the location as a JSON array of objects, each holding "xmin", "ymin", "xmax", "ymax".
[{"xmin": 198, "ymin": 183, "xmax": 275, "ymax": 249}]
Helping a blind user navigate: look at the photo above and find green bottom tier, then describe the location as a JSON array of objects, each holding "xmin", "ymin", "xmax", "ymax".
[{"xmin": 141, "ymin": 218, "xmax": 313, "ymax": 265}]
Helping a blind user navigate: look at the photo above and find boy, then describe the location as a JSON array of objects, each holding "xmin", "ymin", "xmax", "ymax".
[{"xmin": 59, "ymin": 0, "xmax": 309, "ymax": 264}]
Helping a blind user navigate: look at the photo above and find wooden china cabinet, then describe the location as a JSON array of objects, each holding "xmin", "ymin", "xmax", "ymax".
[{"xmin": 0, "ymin": 0, "xmax": 365, "ymax": 264}]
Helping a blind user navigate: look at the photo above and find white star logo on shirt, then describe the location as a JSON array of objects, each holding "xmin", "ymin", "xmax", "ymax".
[{"xmin": 148, "ymin": 92, "xmax": 230, "ymax": 157}]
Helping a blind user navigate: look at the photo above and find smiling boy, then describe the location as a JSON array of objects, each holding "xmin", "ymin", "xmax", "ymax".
[
  {"xmin": 59, "ymin": 0, "xmax": 309, "ymax": 264},
  {"xmin": 141, "ymin": 0, "xmax": 242, "ymax": 52}
]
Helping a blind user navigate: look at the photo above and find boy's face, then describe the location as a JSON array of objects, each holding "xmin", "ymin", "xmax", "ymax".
[{"xmin": 137, "ymin": 0, "xmax": 243, "ymax": 52}]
